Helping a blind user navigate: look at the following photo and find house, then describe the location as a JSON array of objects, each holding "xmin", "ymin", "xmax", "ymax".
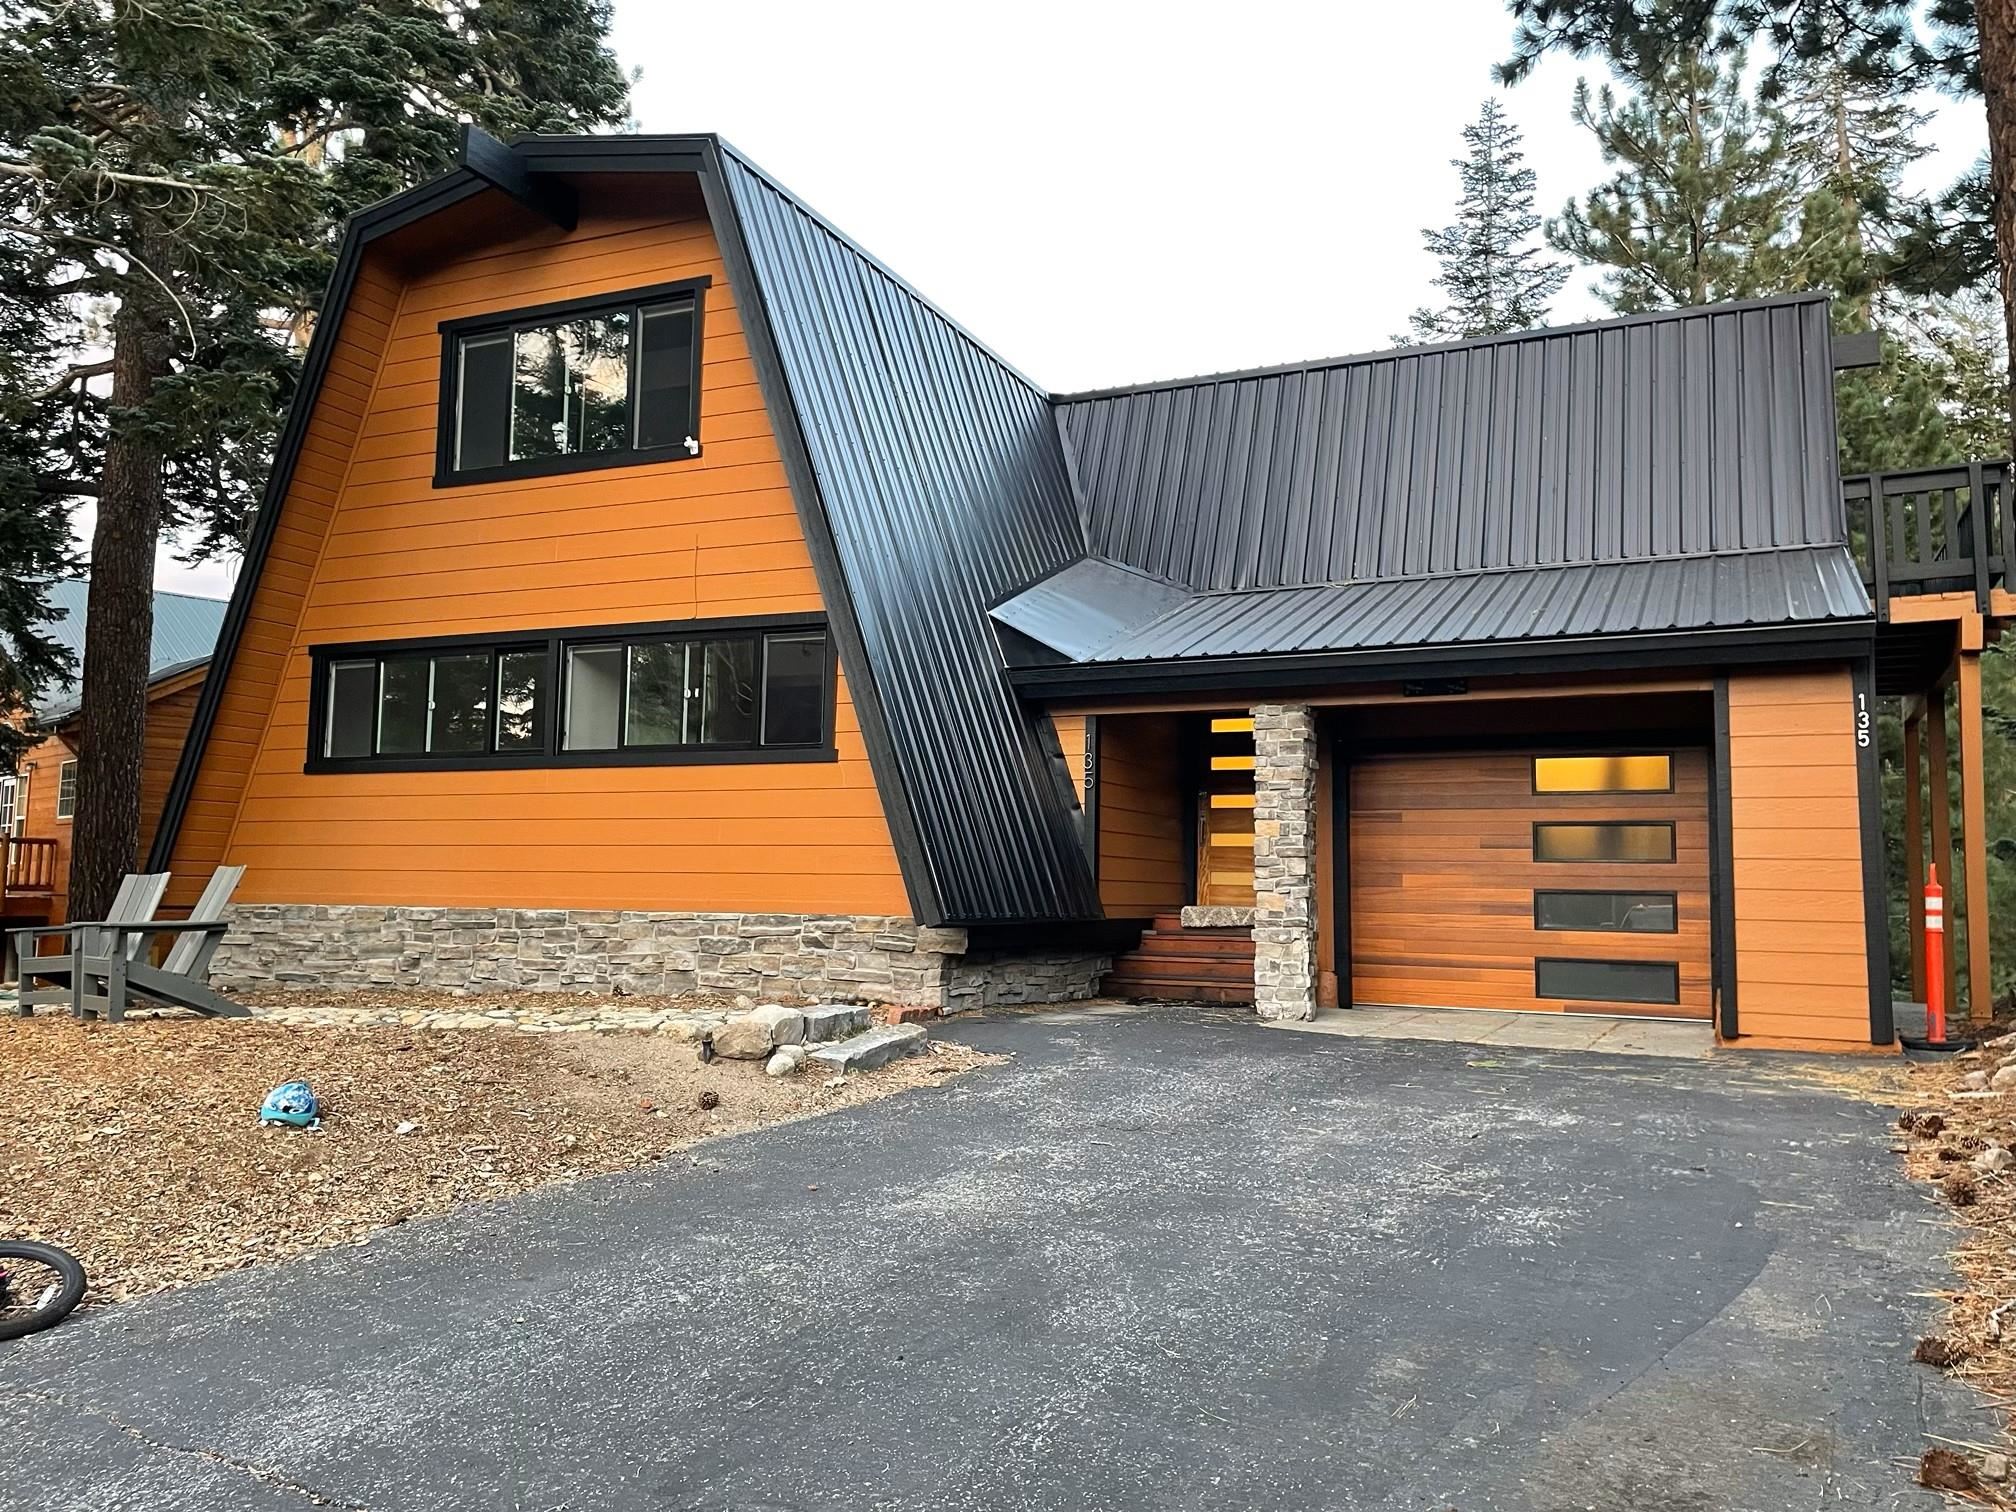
[
  {"xmin": 2, "ymin": 581, "xmax": 227, "ymax": 930},
  {"xmin": 149, "ymin": 130, "xmax": 2010, "ymax": 1049}
]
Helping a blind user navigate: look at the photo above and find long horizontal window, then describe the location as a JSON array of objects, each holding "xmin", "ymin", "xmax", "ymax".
[
  {"xmin": 1534, "ymin": 890, "xmax": 1677, "ymax": 933},
  {"xmin": 1532, "ymin": 821, "xmax": 1675, "ymax": 864},
  {"xmin": 1535, "ymin": 957, "xmax": 1680, "ymax": 1006},
  {"xmin": 309, "ymin": 618, "xmax": 830, "ymax": 771},
  {"xmin": 1532, "ymin": 754, "xmax": 1672, "ymax": 793},
  {"xmin": 438, "ymin": 279, "xmax": 707, "ymax": 485}
]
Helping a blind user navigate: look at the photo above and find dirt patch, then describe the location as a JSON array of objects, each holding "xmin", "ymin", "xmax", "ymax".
[
  {"xmin": 0, "ymin": 1015, "xmax": 995, "ymax": 1305},
  {"xmin": 1893, "ymin": 1039, "xmax": 2016, "ymax": 1502}
]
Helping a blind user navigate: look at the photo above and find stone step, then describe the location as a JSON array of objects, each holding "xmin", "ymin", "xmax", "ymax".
[
  {"xmin": 800, "ymin": 1003, "xmax": 871, "ymax": 1043},
  {"xmin": 807, "ymin": 1023, "xmax": 928, "ymax": 1072}
]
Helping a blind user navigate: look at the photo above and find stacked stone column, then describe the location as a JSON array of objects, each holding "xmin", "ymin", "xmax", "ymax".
[{"xmin": 1251, "ymin": 703, "xmax": 1318, "ymax": 1021}]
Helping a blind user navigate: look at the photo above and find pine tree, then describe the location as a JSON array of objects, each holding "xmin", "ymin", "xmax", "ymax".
[
  {"xmin": 1550, "ymin": 45, "xmax": 1794, "ymax": 313},
  {"xmin": 0, "ymin": 0, "xmax": 628, "ymax": 919},
  {"xmin": 1497, "ymin": 0, "xmax": 2016, "ymax": 453},
  {"xmin": 1405, "ymin": 99, "xmax": 1568, "ymax": 342}
]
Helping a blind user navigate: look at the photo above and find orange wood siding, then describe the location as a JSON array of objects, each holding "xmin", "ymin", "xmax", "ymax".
[
  {"xmin": 1349, "ymin": 750, "xmax": 1712, "ymax": 1018},
  {"xmin": 164, "ymin": 188, "xmax": 909, "ymax": 916},
  {"xmin": 1096, "ymin": 714, "xmax": 1186, "ymax": 915},
  {"xmin": 8, "ymin": 670, "xmax": 201, "ymax": 923},
  {"xmin": 1727, "ymin": 666, "xmax": 1872, "ymax": 1046},
  {"xmin": 16, "ymin": 730, "xmax": 77, "ymax": 920}
]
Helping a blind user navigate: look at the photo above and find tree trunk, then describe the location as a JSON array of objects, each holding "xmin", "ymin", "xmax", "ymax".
[
  {"xmin": 1980, "ymin": 0, "xmax": 2016, "ymax": 454},
  {"xmin": 68, "ymin": 275, "xmax": 171, "ymax": 922}
]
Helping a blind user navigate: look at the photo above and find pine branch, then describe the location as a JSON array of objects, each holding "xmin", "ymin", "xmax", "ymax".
[
  {"xmin": 0, "ymin": 159, "xmax": 217, "ymax": 196},
  {"xmin": 33, "ymin": 361, "xmax": 113, "ymax": 401}
]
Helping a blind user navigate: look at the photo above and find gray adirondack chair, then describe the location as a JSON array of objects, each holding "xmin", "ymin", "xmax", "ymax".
[
  {"xmin": 74, "ymin": 865, "xmax": 248, "ymax": 1022},
  {"xmin": 9, "ymin": 872, "xmax": 171, "ymax": 1016}
]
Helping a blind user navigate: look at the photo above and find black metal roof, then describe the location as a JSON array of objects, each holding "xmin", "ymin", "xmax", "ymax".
[
  {"xmin": 1055, "ymin": 296, "xmax": 1846, "ymax": 591},
  {"xmin": 714, "ymin": 144, "xmax": 1099, "ymax": 925},
  {"xmin": 994, "ymin": 544, "xmax": 1869, "ymax": 665}
]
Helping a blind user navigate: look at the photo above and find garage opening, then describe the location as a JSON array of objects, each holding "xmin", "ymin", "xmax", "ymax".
[{"xmin": 1338, "ymin": 693, "xmax": 1714, "ymax": 1020}]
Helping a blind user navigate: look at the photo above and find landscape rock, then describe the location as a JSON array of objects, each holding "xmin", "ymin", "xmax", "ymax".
[
  {"xmin": 1992, "ymin": 1064, "xmax": 2016, "ymax": 1091},
  {"xmin": 708, "ymin": 1015, "xmax": 775, "ymax": 1060},
  {"xmin": 765, "ymin": 1046, "xmax": 807, "ymax": 1078},
  {"xmin": 1963, "ymin": 1070, "xmax": 1993, "ymax": 1091},
  {"xmin": 1982, "ymin": 1453, "xmax": 2011, "ymax": 1483},
  {"xmin": 1988, "ymin": 1032, "xmax": 2016, "ymax": 1050},
  {"xmin": 750, "ymin": 1003, "xmax": 806, "ymax": 1046},
  {"xmin": 801, "ymin": 1004, "xmax": 870, "ymax": 1042},
  {"xmin": 1973, "ymin": 1145, "xmax": 2013, "ymax": 1175},
  {"xmin": 808, "ymin": 1023, "xmax": 928, "ymax": 1073}
]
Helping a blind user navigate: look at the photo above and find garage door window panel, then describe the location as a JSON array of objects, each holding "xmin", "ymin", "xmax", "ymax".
[
  {"xmin": 1532, "ymin": 821, "xmax": 1676, "ymax": 864},
  {"xmin": 1536, "ymin": 957, "xmax": 1681, "ymax": 1006},
  {"xmin": 1534, "ymin": 890, "xmax": 1678, "ymax": 933}
]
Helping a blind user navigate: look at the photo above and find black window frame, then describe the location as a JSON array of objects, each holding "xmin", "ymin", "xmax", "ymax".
[
  {"xmin": 305, "ymin": 613, "xmax": 835, "ymax": 773},
  {"xmin": 1534, "ymin": 957, "xmax": 1682, "ymax": 1006},
  {"xmin": 1530, "ymin": 819, "xmax": 1678, "ymax": 864},
  {"xmin": 1532, "ymin": 889, "xmax": 1680, "ymax": 934},
  {"xmin": 433, "ymin": 277, "xmax": 711, "ymax": 488}
]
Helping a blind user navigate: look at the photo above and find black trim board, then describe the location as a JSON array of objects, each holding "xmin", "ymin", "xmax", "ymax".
[
  {"xmin": 1852, "ymin": 657, "xmax": 1896, "ymax": 1044},
  {"xmin": 1330, "ymin": 723, "xmax": 1351, "ymax": 1008},
  {"xmin": 1709, "ymin": 676, "xmax": 1739, "ymax": 1039},
  {"xmin": 459, "ymin": 125, "xmax": 576, "ymax": 230}
]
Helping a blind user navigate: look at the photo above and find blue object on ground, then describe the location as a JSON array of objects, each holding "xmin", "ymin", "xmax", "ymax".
[{"xmin": 258, "ymin": 1081, "xmax": 320, "ymax": 1128}]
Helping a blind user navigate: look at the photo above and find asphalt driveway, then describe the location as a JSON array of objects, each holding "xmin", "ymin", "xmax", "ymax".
[{"xmin": 0, "ymin": 1005, "xmax": 1978, "ymax": 1511}]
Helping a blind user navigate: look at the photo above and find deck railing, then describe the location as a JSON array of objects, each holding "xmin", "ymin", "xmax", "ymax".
[
  {"xmin": 1843, "ymin": 460, "xmax": 2012, "ymax": 617},
  {"xmin": 0, "ymin": 835, "xmax": 57, "ymax": 902}
]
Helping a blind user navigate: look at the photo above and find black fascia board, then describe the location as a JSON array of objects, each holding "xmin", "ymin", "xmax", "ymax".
[
  {"xmin": 1006, "ymin": 620, "xmax": 1877, "ymax": 702},
  {"xmin": 459, "ymin": 125, "xmax": 577, "ymax": 230},
  {"xmin": 149, "ymin": 166, "xmax": 492, "ymax": 871}
]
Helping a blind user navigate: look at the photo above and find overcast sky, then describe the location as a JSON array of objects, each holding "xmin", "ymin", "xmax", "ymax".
[{"xmin": 152, "ymin": 0, "xmax": 1987, "ymax": 598}]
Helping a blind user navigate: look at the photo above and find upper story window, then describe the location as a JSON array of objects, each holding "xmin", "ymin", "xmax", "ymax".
[
  {"xmin": 436, "ymin": 277, "xmax": 709, "ymax": 486},
  {"xmin": 307, "ymin": 615, "xmax": 833, "ymax": 773}
]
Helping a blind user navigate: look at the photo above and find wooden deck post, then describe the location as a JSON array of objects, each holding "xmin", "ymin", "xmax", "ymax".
[
  {"xmin": 1928, "ymin": 684, "xmax": 1960, "ymax": 1014},
  {"xmin": 1957, "ymin": 649, "xmax": 1995, "ymax": 1022},
  {"xmin": 1904, "ymin": 704, "xmax": 1927, "ymax": 1003}
]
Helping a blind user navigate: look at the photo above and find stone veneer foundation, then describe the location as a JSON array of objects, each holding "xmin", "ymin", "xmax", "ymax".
[
  {"xmin": 213, "ymin": 905, "xmax": 1110, "ymax": 1013},
  {"xmin": 1251, "ymin": 702, "xmax": 1318, "ymax": 1021}
]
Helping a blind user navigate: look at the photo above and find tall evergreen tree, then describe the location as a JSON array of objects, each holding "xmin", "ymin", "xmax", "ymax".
[
  {"xmin": 0, "ymin": 0, "xmax": 628, "ymax": 919},
  {"xmin": 1405, "ymin": 99, "xmax": 1568, "ymax": 342},
  {"xmin": 1549, "ymin": 44, "xmax": 1793, "ymax": 312},
  {"xmin": 1497, "ymin": 0, "xmax": 2016, "ymax": 450}
]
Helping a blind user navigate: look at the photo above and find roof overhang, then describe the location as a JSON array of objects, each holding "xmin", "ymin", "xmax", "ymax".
[{"xmin": 1009, "ymin": 618, "xmax": 1875, "ymax": 702}]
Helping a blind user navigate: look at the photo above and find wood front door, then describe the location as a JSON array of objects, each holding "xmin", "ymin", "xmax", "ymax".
[
  {"xmin": 1348, "ymin": 748, "xmax": 1711, "ymax": 1018},
  {"xmin": 1197, "ymin": 716, "xmax": 1256, "ymax": 908}
]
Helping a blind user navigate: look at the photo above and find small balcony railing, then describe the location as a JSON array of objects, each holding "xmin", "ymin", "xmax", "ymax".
[
  {"xmin": 1843, "ymin": 460, "xmax": 2012, "ymax": 618},
  {"xmin": 0, "ymin": 835, "xmax": 57, "ymax": 912}
]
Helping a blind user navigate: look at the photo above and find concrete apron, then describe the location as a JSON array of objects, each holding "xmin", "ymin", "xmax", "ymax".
[{"xmin": 1265, "ymin": 1004, "xmax": 1714, "ymax": 1060}]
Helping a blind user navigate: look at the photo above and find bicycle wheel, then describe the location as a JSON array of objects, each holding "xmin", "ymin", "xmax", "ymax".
[{"xmin": 0, "ymin": 1241, "xmax": 86, "ymax": 1341}]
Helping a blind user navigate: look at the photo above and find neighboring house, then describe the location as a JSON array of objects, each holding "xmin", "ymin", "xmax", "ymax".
[
  {"xmin": 2, "ymin": 581, "xmax": 228, "ymax": 929},
  {"xmin": 149, "ymin": 131, "xmax": 2009, "ymax": 1050}
]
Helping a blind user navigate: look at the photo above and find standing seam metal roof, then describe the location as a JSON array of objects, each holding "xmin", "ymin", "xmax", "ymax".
[
  {"xmin": 717, "ymin": 145, "xmax": 1100, "ymax": 925},
  {"xmin": 1055, "ymin": 296, "xmax": 1845, "ymax": 593},
  {"xmin": 31, "ymin": 581, "xmax": 228, "ymax": 721}
]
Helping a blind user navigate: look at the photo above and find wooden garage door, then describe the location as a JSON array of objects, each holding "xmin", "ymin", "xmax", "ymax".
[{"xmin": 1349, "ymin": 749, "xmax": 1711, "ymax": 1018}]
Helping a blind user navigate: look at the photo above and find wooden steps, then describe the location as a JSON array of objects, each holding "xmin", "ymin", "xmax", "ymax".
[{"xmin": 1102, "ymin": 912, "xmax": 1255, "ymax": 1005}]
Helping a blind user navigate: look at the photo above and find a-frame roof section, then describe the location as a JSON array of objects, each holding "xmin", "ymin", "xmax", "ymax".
[{"xmin": 152, "ymin": 134, "xmax": 1103, "ymax": 928}]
